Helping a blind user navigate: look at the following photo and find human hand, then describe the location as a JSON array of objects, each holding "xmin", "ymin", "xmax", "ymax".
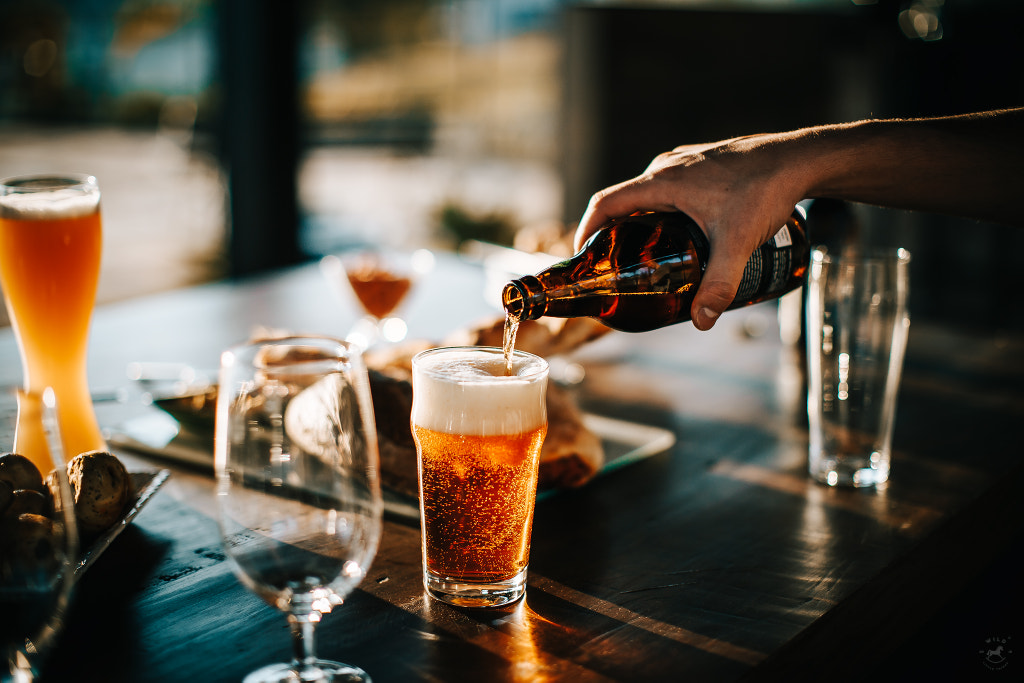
[{"xmin": 574, "ymin": 133, "xmax": 810, "ymax": 330}]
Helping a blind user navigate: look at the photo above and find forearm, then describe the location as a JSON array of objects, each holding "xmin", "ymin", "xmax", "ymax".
[
  {"xmin": 790, "ymin": 108, "xmax": 1024, "ymax": 226},
  {"xmin": 575, "ymin": 107, "xmax": 1024, "ymax": 331}
]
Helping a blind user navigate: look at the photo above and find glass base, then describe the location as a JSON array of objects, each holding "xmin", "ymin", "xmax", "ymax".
[
  {"xmin": 810, "ymin": 451, "xmax": 890, "ymax": 488},
  {"xmin": 345, "ymin": 316, "xmax": 409, "ymax": 351},
  {"xmin": 242, "ymin": 660, "xmax": 371, "ymax": 683},
  {"xmin": 424, "ymin": 567, "xmax": 528, "ymax": 608}
]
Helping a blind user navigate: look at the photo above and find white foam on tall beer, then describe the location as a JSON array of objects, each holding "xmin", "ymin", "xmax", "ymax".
[
  {"xmin": 412, "ymin": 349, "xmax": 547, "ymax": 436},
  {"xmin": 0, "ymin": 188, "xmax": 100, "ymax": 220}
]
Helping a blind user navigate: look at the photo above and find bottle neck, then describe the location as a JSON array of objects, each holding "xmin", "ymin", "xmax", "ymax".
[{"xmin": 502, "ymin": 275, "xmax": 547, "ymax": 322}]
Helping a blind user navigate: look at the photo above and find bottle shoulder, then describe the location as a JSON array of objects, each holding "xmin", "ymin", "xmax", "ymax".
[{"xmin": 582, "ymin": 212, "xmax": 709, "ymax": 265}]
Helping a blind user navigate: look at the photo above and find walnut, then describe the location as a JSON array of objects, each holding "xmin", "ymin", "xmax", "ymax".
[
  {"xmin": 0, "ymin": 453, "xmax": 44, "ymax": 494},
  {"xmin": 67, "ymin": 451, "xmax": 131, "ymax": 535}
]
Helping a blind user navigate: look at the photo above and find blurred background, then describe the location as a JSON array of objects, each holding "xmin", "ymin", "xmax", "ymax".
[{"xmin": 0, "ymin": 0, "xmax": 1021, "ymax": 329}]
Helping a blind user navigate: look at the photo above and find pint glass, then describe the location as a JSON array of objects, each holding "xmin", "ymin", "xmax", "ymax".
[
  {"xmin": 0, "ymin": 175, "xmax": 105, "ymax": 472},
  {"xmin": 411, "ymin": 346, "xmax": 548, "ymax": 608},
  {"xmin": 806, "ymin": 247, "xmax": 911, "ymax": 487}
]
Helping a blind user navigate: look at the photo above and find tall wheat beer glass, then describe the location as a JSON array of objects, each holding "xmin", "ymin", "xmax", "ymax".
[
  {"xmin": 0, "ymin": 175, "xmax": 105, "ymax": 472},
  {"xmin": 412, "ymin": 346, "xmax": 548, "ymax": 608}
]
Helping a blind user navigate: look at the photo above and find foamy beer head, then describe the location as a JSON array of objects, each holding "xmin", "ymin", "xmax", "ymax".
[
  {"xmin": 0, "ymin": 175, "xmax": 100, "ymax": 220},
  {"xmin": 411, "ymin": 347, "xmax": 548, "ymax": 436}
]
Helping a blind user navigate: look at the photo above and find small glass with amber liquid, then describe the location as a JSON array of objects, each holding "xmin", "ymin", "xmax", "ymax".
[{"xmin": 321, "ymin": 248, "xmax": 434, "ymax": 350}]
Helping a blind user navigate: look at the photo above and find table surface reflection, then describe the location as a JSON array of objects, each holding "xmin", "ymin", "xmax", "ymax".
[{"xmin": 3, "ymin": 253, "xmax": 1021, "ymax": 683}]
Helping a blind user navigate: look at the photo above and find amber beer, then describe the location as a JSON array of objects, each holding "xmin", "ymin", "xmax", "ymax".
[
  {"xmin": 411, "ymin": 346, "xmax": 548, "ymax": 607},
  {"xmin": 344, "ymin": 258, "xmax": 413, "ymax": 320},
  {"xmin": 0, "ymin": 175, "xmax": 106, "ymax": 472},
  {"xmin": 503, "ymin": 208, "xmax": 810, "ymax": 332}
]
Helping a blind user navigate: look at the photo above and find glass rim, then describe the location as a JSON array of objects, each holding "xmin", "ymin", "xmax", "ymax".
[
  {"xmin": 0, "ymin": 173, "xmax": 98, "ymax": 194},
  {"xmin": 221, "ymin": 334, "xmax": 362, "ymax": 370},
  {"xmin": 411, "ymin": 345, "xmax": 549, "ymax": 382},
  {"xmin": 811, "ymin": 246, "xmax": 911, "ymax": 266}
]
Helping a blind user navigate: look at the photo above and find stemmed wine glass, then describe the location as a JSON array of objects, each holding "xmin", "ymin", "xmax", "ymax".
[
  {"xmin": 215, "ymin": 336, "xmax": 383, "ymax": 683},
  {"xmin": 2, "ymin": 389, "xmax": 79, "ymax": 682},
  {"xmin": 320, "ymin": 248, "xmax": 434, "ymax": 350}
]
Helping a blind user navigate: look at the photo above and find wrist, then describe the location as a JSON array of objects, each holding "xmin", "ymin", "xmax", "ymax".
[{"xmin": 786, "ymin": 120, "xmax": 878, "ymax": 201}]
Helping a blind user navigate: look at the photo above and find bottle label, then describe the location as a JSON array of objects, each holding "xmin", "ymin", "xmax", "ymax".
[
  {"xmin": 735, "ymin": 224, "xmax": 794, "ymax": 301},
  {"xmin": 766, "ymin": 248, "xmax": 793, "ymax": 295},
  {"xmin": 772, "ymin": 224, "xmax": 793, "ymax": 248},
  {"xmin": 735, "ymin": 252, "xmax": 764, "ymax": 301}
]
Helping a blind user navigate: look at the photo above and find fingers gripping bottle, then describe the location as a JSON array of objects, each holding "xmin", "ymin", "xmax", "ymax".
[{"xmin": 502, "ymin": 208, "xmax": 810, "ymax": 333}]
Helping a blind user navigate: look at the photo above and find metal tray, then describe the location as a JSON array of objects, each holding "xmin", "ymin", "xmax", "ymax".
[{"xmin": 75, "ymin": 468, "xmax": 170, "ymax": 576}]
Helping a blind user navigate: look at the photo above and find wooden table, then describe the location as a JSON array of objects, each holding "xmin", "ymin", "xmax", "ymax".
[{"xmin": 5, "ymin": 253, "xmax": 1021, "ymax": 682}]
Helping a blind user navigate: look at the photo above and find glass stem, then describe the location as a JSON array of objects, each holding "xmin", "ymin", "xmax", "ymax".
[{"xmin": 289, "ymin": 615, "xmax": 318, "ymax": 670}]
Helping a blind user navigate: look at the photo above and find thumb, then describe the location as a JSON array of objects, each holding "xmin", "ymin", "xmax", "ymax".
[{"xmin": 690, "ymin": 241, "xmax": 750, "ymax": 331}]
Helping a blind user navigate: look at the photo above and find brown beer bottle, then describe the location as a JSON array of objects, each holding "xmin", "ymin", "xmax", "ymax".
[{"xmin": 502, "ymin": 208, "xmax": 810, "ymax": 333}]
